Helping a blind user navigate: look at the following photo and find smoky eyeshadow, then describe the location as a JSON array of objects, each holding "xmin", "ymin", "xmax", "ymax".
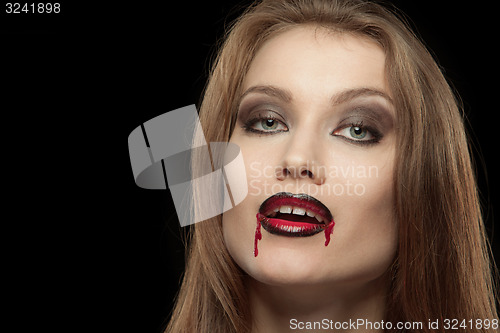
[
  {"xmin": 237, "ymin": 92, "xmax": 395, "ymax": 137},
  {"xmin": 237, "ymin": 96, "xmax": 288, "ymax": 125},
  {"xmin": 337, "ymin": 103, "xmax": 394, "ymax": 133}
]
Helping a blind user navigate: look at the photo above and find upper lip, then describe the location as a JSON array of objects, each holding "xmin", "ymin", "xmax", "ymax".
[{"xmin": 258, "ymin": 192, "xmax": 333, "ymax": 224}]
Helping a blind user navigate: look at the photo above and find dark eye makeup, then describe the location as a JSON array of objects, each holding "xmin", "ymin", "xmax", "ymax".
[
  {"xmin": 237, "ymin": 97, "xmax": 393, "ymax": 146},
  {"xmin": 242, "ymin": 113, "xmax": 289, "ymax": 135},
  {"xmin": 331, "ymin": 120, "xmax": 383, "ymax": 146}
]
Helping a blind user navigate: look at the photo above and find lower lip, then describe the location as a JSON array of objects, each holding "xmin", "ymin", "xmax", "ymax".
[
  {"xmin": 254, "ymin": 213, "xmax": 335, "ymax": 257},
  {"xmin": 257, "ymin": 213, "xmax": 325, "ymax": 236}
]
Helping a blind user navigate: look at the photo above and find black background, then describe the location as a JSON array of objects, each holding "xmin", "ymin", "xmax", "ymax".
[{"xmin": 2, "ymin": 1, "xmax": 498, "ymax": 332}]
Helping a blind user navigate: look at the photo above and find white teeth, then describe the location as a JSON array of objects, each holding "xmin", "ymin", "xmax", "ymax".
[
  {"xmin": 279, "ymin": 205, "xmax": 292, "ymax": 214},
  {"xmin": 269, "ymin": 205, "xmax": 326, "ymax": 223},
  {"xmin": 292, "ymin": 207, "xmax": 306, "ymax": 215}
]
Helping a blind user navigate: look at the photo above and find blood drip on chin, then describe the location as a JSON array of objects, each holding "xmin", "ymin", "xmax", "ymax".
[
  {"xmin": 254, "ymin": 214, "xmax": 264, "ymax": 257},
  {"xmin": 324, "ymin": 220, "xmax": 335, "ymax": 246}
]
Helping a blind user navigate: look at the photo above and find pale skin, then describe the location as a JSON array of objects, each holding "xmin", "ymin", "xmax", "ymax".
[{"xmin": 222, "ymin": 26, "xmax": 398, "ymax": 332}]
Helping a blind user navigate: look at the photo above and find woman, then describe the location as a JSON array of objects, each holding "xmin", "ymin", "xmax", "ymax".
[{"xmin": 166, "ymin": 0, "xmax": 498, "ymax": 332}]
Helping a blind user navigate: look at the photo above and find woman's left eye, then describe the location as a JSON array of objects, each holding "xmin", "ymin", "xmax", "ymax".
[{"xmin": 332, "ymin": 123, "xmax": 379, "ymax": 143}]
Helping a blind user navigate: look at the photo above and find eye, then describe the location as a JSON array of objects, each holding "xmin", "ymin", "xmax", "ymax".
[
  {"xmin": 348, "ymin": 125, "xmax": 369, "ymax": 140},
  {"xmin": 261, "ymin": 118, "xmax": 279, "ymax": 130},
  {"xmin": 332, "ymin": 122, "xmax": 380, "ymax": 144},
  {"xmin": 243, "ymin": 115, "xmax": 288, "ymax": 134}
]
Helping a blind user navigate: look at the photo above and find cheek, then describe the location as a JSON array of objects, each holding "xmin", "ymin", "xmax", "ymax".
[
  {"xmin": 222, "ymin": 193, "xmax": 256, "ymax": 255},
  {"xmin": 222, "ymin": 146, "xmax": 273, "ymax": 269},
  {"xmin": 324, "ymin": 157, "xmax": 397, "ymax": 279}
]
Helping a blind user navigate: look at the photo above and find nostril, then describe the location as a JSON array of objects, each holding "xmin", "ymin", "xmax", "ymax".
[
  {"xmin": 301, "ymin": 170, "xmax": 313, "ymax": 178},
  {"xmin": 276, "ymin": 164, "xmax": 325, "ymax": 185},
  {"xmin": 281, "ymin": 167, "xmax": 314, "ymax": 178}
]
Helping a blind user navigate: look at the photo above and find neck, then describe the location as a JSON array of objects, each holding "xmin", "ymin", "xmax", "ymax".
[{"xmin": 248, "ymin": 275, "xmax": 390, "ymax": 333}]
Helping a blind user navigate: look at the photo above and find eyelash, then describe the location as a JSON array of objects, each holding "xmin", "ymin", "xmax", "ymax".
[
  {"xmin": 242, "ymin": 116, "xmax": 382, "ymax": 145},
  {"xmin": 241, "ymin": 114, "xmax": 288, "ymax": 135},
  {"xmin": 332, "ymin": 121, "xmax": 383, "ymax": 146}
]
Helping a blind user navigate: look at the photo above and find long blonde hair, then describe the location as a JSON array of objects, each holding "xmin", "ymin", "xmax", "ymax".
[{"xmin": 166, "ymin": 1, "xmax": 498, "ymax": 332}]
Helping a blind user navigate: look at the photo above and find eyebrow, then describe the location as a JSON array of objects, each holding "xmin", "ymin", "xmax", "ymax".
[
  {"xmin": 238, "ymin": 85, "xmax": 293, "ymax": 105},
  {"xmin": 239, "ymin": 84, "xmax": 393, "ymax": 107},
  {"xmin": 331, "ymin": 87, "xmax": 393, "ymax": 106}
]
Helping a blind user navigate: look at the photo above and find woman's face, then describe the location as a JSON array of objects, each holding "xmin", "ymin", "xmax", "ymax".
[{"xmin": 222, "ymin": 26, "xmax": 397, "ymax": 288}]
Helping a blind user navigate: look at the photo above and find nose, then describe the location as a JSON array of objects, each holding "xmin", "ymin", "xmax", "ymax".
[{"xmin": 275, "ymin": 133, "xmax": 326, "ymax": 186}]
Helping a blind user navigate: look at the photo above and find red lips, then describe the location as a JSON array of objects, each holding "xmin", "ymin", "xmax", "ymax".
[
  {"xmin": 253, "ymin": 192, "xmax": 335, "ymax": 257},
  {"xmin": 258, "ymin": 192, "xmax": 333, "ymax": 235}
]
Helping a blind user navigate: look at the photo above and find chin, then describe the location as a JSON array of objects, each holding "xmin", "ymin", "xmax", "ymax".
[{"xmin": 249, "ymin": 242, "xmax": 329, "ymax": 285}]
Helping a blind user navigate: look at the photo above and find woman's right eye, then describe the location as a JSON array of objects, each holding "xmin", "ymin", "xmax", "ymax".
[{"xmin": 243, "ymin": 116, "xmax": 288, "ymax": 134}]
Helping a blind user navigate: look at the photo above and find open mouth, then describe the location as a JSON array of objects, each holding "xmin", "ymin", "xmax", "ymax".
[{"xmin": 257, "ymin": 192, "xmax": 334, "ymax": 237}]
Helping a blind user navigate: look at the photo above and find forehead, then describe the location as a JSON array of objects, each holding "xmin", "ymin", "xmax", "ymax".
[{"xmin": 243, "ymin": 25, "xmax": 390, "ymax": 102}]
